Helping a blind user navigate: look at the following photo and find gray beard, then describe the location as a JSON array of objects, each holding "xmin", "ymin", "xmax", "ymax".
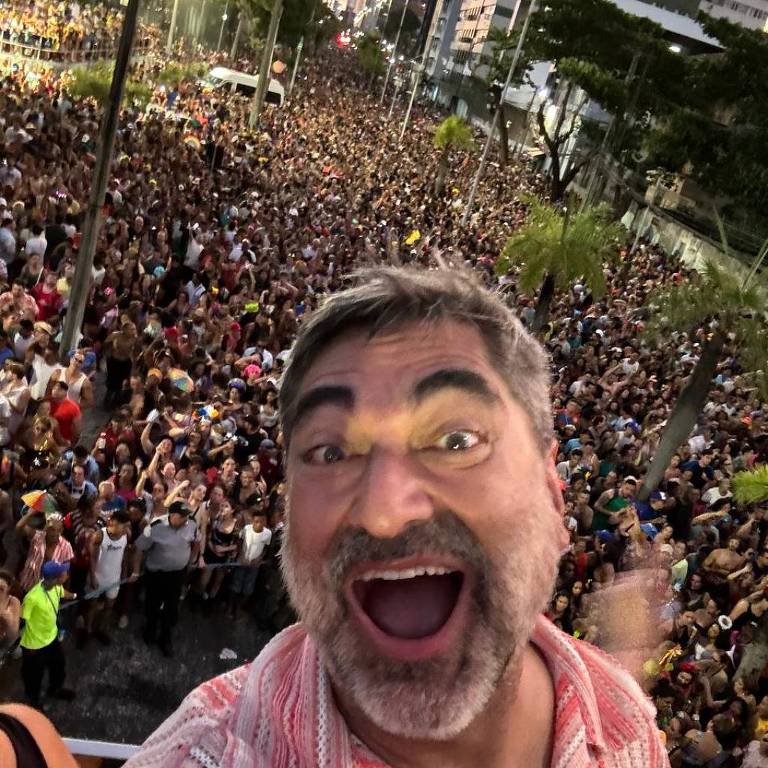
[{"xmin": 281, "ymin": 509, "xmax": 560, "ymax": 740}]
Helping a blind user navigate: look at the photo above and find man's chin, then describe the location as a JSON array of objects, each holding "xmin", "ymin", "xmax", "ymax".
[{"xmin": 320, "ymin": 616, "xmax": 516, "ymax": 742}]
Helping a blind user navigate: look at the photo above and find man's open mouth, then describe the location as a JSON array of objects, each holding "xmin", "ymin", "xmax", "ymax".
[{"xmin": 346, "ymin": 560, "xmax": 469, "ymax": 659}]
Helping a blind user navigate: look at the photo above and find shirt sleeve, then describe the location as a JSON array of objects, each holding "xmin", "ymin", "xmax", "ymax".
[
  {"xmin": 135, "ymin": 528, "xmax": 154, "ymax": 552},
  {"xmin": 21, "ymin": 594, "xmax": 35, "ymax": 623}
]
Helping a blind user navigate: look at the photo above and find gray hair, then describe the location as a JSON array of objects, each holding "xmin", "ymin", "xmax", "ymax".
[{"xmin": 279, "ymin": 266, "xmax": 553, "ymax": 453}]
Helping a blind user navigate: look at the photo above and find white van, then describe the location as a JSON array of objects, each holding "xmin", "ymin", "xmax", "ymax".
[{"xmin": 204, "ymin": 66, "xmax": 285, "ymax": 106}]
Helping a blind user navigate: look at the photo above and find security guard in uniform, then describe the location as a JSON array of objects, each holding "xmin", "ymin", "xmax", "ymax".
[{"xmin": 131, "ymin": 501, "xmax": 198, "ymax": 657}]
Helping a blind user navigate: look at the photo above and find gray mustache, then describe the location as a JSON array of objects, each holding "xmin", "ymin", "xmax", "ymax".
[{"xmin": 323, "ymin": 510, "xmax": 489, "ymax": 591}]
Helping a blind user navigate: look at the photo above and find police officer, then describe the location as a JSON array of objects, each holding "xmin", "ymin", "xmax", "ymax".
[{"xmin": 131, "ymin": 501, "xmax": 198, "ymax": 657}]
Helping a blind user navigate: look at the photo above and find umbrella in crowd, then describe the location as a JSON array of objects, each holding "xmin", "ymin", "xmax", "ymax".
[
  {"xmin": 168, "ymin": 368, "xmax": 194, "ymax": 392},
  {"xmin": 20, "ymin": 490, "xmax": 58, "ymax": 516}
]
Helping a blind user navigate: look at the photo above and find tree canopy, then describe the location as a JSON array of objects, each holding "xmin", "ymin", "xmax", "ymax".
[
  {"xmin": 66, "ymin": 62, "xmax": 152, "ymax": 108},
  {"xmin": 515, "ymin": 0, "xmax": 768, "ymax": 222},
  {"xmin": 249, "ymin": 0, "xmax": 338, "ymax": 49},
  {"xmin": 357, "ymin": 33, "xmax": 386, "ymax": 78}
]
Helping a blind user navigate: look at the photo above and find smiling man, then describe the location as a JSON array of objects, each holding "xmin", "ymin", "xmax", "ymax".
[{"xmin": 126, "ymin": 268, "xmax": 667, "ymax": 768}]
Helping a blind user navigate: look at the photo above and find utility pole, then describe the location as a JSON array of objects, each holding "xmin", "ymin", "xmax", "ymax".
[
  {"xmin": 217, "ymin": 0, "xmax": 230, "ymax": 51},
  {"xmin": 197, "ymin": 0, "xmax": 208, "ymax": 45},
  {"xmin": 230, "ymin": 12, "xmax": 245, "ymax": 60},
  {"xmin": 289, "ymin": 37, "xmax": 304, "ymax": 95},
  {"xmin": 397, "ymin": 0, "xmax": 444, "ymax": 144},
  {"xmin": 388, "ymin": 69, "xmax": 402, "ymax": 119},
  {"xmin": 380, "ymin": 0, "xmax": 409, "ymax": 104},
  {"xmin": 460, "ymin": 0, "xmax": 536, "ymax": 228},
  {"xmin": 60, "ymin": 0, "xmax": 140, "ymax": 358},
  {"xmin": 378, "ymin": 0, "xmax": 395, "ymax": 33},
  {"xmin": 289, "ymin": 0, "xmax": 317, "ymax": 96},
  {"xmin": 166, "ymin": 0, "xmax": 180, "ymax": 54},
  {"xmin": 249, "ymin": 0, "xmax": 283, "ymax": 128}
]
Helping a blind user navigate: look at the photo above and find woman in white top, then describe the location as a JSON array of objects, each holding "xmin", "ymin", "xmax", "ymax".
[{"xmin": 0, "ymin": 362, "xmax": 30, "ymax": 440}]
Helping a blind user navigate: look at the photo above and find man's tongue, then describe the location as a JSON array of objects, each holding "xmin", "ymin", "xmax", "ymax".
[{"xmin": 354, "ymin": 572, "xmax": 462, "ymax": 640}]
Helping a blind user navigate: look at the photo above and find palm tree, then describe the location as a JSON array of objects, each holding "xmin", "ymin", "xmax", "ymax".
[
  {"xmin": 495, "ymin": 198, "xmax": 623, "ymax": 331},
  {"xmin": 733, "ymin": 466, "xmax": 768, "ymax": 505},
  {"xmin": 637, "ymin": 245, "xmax": 768, "ymax": 501},
  {"xmin": 433, "ymin": 115, "xmax": 474, "ymax": 196},
  {"xmin": 731, "ymin": 465, "xmax": 768, "ymax": 682}
]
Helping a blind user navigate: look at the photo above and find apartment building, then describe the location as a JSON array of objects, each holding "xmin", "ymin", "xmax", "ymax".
[{"xmin": 698, "ymin": 0, "xmax": 768, "ymax": 30}]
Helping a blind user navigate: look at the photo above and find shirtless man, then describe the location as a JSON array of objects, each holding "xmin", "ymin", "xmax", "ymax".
[
  {"xmin": 701, "ymin": 537, "xmax": 746, "ymax": 597},
  {"xmin": 103, "ymin": 321, "xmax": 137, "ymax": 406}
]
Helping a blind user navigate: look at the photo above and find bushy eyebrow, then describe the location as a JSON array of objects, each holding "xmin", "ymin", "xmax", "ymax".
[
  {"xmin": 292, "ymin": 385, "xmax": 354, "ymax": 432},
  {"xmin": 412, "ymin": 368, "xmax": 500, "ymax": 406}
]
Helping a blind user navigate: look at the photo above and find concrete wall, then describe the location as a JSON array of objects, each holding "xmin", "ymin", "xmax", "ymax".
[{"xmin": 623, "ymin": 200, "xmax": 753, "ymax": 280}]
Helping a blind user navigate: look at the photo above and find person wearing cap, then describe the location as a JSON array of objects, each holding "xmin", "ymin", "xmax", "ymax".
[
  {"xmin": 19, "ymin": 560, "xmax": 77, "ymax": 708},
  {"xmin": 131, "ymin": 501, "xmax": 199, "ymax": 657}
]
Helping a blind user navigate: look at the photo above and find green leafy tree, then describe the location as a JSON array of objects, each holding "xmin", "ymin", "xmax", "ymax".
[
  {"xmin": 250, "ymin": 0, "xmax": 335, "ymax": 49},
  {"xmin": 384, "ymin": 2, "xmax": 421, "ymax": 49},
  {"xmin": 432, "ymin": 115, "xmax": 473, "ymax": 196},
  {"xmin": 644, "ymin": 15, "xmax": 768, "ymax": 227},
  {"xmin": 157, "ymin": 62, "xmax": 207, "ymax": 88},
  {"xmin": 67, "ymin": 62, "xmax": 152, "ymax": 108},
  {"xmin": 638, "ymin": 241, "xmax": 768, "ymax": 501},
  {"xmin": 513, "ymin": 0, "xmax": 688, "ymax": 201},
  {"xmin": 731, "ymin": 468, "xmax": 768, "ymax": 681},
  {"xmin": 495, "ymin": 198, "xmax": 623, "ymax": 330},
  {"xmin": 357, "ymin": 33, "xmax": 386, "ymax": 87}
]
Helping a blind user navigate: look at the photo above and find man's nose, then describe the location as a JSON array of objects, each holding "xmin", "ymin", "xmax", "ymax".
[{"xmin": 350, "ymin": 445, "xmax": 435, "ymax": 540}]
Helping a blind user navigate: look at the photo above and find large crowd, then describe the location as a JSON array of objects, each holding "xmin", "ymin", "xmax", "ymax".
[
  {"xmin": 0, "ymin": 0, "xmax": 157, "ymax": 59},
  {"xmin": 0, "ymin": 37, "xmax": 766, "ymax": 767}
]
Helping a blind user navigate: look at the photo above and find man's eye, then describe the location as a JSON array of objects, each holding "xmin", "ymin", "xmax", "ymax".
[
  {"xmin": 435, "ymin": 430, "xmax": 481, "ymax": 451},
  {"xmin": 303, "ymin": 444, "xmax": 347, "ymax": 465}
]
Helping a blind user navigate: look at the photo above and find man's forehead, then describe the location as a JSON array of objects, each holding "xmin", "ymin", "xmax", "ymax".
[{"xmin": 297, "ymin": 322, "xmax": 497, "ymax": 396}]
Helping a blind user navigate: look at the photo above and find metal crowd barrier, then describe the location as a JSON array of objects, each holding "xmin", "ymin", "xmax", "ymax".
[{"xmin": 0, "ymin": 33, "xmax": 152, "ymax": 63}]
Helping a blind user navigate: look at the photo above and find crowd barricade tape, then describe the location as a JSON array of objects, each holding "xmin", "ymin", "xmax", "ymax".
[{"xmin": 58, "ymin": 561, "xmax": 254, "ymax": 610}]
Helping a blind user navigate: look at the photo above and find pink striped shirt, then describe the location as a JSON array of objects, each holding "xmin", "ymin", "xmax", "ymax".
[
  {"xmin": 19, "ymin": 530, "xmax": 74, "ymax": 593},
  {"xmin": 126, "ymin": 616, "xmax": 669, "ymax": 768}
]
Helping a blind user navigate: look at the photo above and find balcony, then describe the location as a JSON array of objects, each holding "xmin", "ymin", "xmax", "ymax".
[{"xmin": 65, "ymin": 738, "xmax": 138, "ymax": 767}]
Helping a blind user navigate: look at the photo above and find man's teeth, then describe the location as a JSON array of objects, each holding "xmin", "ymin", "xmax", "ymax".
[{"xmin": 358, "ymin": 566, "xmax": 455, "ymax": 582}]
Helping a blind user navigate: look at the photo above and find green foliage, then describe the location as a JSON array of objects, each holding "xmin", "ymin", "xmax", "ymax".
[
  {"xmin": 643, "ymin": 16, "xmax": 768, "ymax": 220},
  {"xmin": 384, "ymin": 3, "xmax": 420, "ymax": 44},
  {"xmin": 357, "ymin": 33, "xmax": 386, "ymax": 76},
  {"xmin": 67, "ymin": 63, "xmax": 112, "ymax": 105},
  {"xmin": 157, "ymin": 62, "xmax": 207, "ymax": 87},
  {"xmin": 67, "ymin": 62, "xmax": 153, "ymax": 108},
  {"xmin": 495, "ymin": 198, "xmax": 623, "ymax": 296},
  {"xmin": 733, "ymin": 466, "xmax": 768, "ymax": 505},
  {"xmin": 432, "ymin": 115, "xmax": 473, "ymax": 152},
  {"xmin": 519, "ymin": 3, "xmax": 768, "ymax": 220},
  {"xmin": 249, "ymin": 0, "xmax": 335, "ymax": 48}
]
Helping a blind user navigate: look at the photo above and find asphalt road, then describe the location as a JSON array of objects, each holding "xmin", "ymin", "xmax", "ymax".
[
  {"xmin": 0, "ymin": 372, "xmax": 274, "ymax": 746},
  {"xmin": 0, "ymin": 595, "xmax": 273, "ymax": 745}
]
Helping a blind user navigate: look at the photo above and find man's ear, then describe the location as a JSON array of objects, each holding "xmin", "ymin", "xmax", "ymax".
[{"xmin": 546, "ymin": 439, "xmax": 565, "ymax": 517}]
